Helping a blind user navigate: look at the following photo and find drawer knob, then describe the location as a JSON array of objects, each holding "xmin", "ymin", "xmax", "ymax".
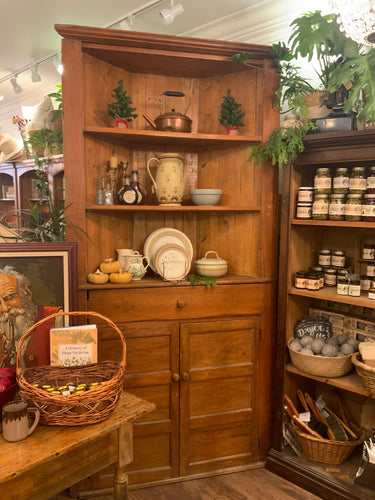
[
  {"xmin": 177, "ymin": 300, "xmax": 186, "ymax": 308},
  {"xmin": 172, "ymin": 373, "xmax": 180, "ymax": 382},
  {"xmin": 181, "ymin": 372, "xmax": 190, "ymax": 381}
]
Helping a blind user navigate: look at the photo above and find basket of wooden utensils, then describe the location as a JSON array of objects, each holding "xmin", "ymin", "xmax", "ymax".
[{"xmin": 284, "ymin": 392, "xmax": 367, "ymax": 464}]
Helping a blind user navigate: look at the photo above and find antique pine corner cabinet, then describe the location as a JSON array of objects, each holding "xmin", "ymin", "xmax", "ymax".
[{"xmin": 56, "ymin": 24, "xmax": 279, "ymax": 493}]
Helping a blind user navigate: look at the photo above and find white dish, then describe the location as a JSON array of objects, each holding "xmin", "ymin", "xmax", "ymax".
[
  {"xmin": 155, "ymin": 244, "xmax": 191, "ymax": 281},
  {"xmin": 144, "ymin": 228, "xmax": 193, "ymax": 272}
]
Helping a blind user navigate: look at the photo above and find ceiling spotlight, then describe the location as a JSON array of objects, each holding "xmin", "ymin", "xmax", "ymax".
[
  {"xmin": 0, "ymin": 95, "xmax": 4, "ymax": 102},
  {"xmin": 160, "ymin": 0, "xmax": 184, "ymax": 25},
  {"xmin": 31, "ymin": 64, "xmax": 41, "ymax": 82},
  {"xmin": 10, "ymin": 75, "xmax": 22, "ymax": 94},
  {"xmin": 53, "ymin": 54, "xmax": 63, "ymax": 75}
]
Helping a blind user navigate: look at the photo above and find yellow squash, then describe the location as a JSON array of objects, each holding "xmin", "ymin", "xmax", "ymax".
[
  {"xmin": 99, "ymin": 259, "xmax": 121, "ymax": 274},
  {"xmin": 109, "ymin": 271, "xmax": 132, "ymax": 284},
  {"xmin": 87, "ymin": 269, "xmax": 109, "ymax": 284}
]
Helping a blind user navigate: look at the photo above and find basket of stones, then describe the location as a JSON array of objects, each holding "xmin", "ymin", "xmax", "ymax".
[
  {"xmin": 16, "ymin": 311, "xmax": 126, "ymax": 426},
  {"xmin": 288, "ymin": 319, "xmax": 359, "ymax": 378}
]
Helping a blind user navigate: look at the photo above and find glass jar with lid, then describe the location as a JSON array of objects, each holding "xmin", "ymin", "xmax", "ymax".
[
  {"xmin": 362, "ymin": 193, "xmax": 375, "ymax": 222},
  {"xmin": 363, "ymin": 244, "xmax": 375, "ymax": 260},
  {"xmin": 333, "ymin": 167, "xmax": 349, "ymax": 194},
  {"xmin": 367, "ymin": 166, "xmax": 375, "ymax": 193},
  {"xmin": 296, "ymin": 202, "xmax": 312, "ymax": 219},
  {"xmin": 298, "ymin": 187, "xmax": 314, "ymax": 203},
  {"xmin": 294, "ymin": 270, "xmax": 307, "ymax": 289},
  {"xmin": 331, "ymin": 250, "xmax": 346, "ymax": 269},
  {"xmin": 306, "ymin": 272, "xmax": 320, "ymax": 291},
  {"xmin": 314, "ymin": 167, "xmax": 331, "ymax": 193},
  {"xmin": 324, "ymin": 268, "xmax": 337, "ymax": 287},
  {"xmin": 360, "ymin": 275, "xmax": 372, "ymax": 291},
  {"xmin": 345, "ymin": 193, "xmax": 362, "ymax": 221},
  {"xmin": 311, "ymin": 266, "xmax": 324, "ymax": 288},
  {"xmin": 349, "ymin": 166, "xmax": 367, "ymax": 194},
  {"xmin": 312, "ymin": 193, "xmax": 329, "ymax": 220},
  {"xmin": 329, "ymin": 193, "xmax": 346, "ymax": 221},
  {"xmin": 318, "ymin": 249, "xmax": 331, "ymax": 267},
  {"xmin": 337, "ymin": 277, "xmax": 349, "ymax": 295},
  {"xmin": 349, "ymin": 275, "xmax": 361, "ymax": 297}
]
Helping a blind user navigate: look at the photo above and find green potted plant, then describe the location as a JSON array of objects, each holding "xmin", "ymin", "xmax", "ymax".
[
  {"xmin": 47, "ymin": 84, "xmax": 62, "ymax": 128},
  {"xmin": 219, "ymin": 90, "xmax": 245, "ymax": 134},
  {"xmin": 108, "ymin": 79, "xmax": 138, "ymax": 128}
]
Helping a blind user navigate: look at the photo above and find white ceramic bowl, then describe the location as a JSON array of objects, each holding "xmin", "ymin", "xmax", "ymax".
[
  {"xmin": 189, "ymin": 189, "xmax": 222, "ymax": 206},
  {"xmin": 195, "ymin": 251, "xmax": 228, "ymax": 277}
]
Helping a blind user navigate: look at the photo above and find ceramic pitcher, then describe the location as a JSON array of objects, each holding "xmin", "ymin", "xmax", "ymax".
[
  {"xmin": 2, "ymin": 400, "xmax": 40, "ymax": 442},
  {"xmin": 116, "ymin": 249, "xmax": 139, "ymax": 272},
  {"xmin": 127, "ymin": 254, "xmax": 150, "ymax": 280},
  {"xmin": 146, "ymin": 153, "xmax": 184, "ymax": 205}
]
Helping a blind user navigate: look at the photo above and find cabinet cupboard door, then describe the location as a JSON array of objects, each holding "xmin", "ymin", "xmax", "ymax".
[{"xmin": 179, "ymin": 318, "xmax": 257, "ymax": 476}]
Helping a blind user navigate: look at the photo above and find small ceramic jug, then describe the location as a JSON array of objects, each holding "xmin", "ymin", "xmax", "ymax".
[
  {"xmin": 146, "ymin": 153, "xmax": 184, "ymax": 205},
  {"xmin": 2, "ymin": 400, "xmax": 40, "ymax": 442},
  {"xmin": 116, "ymin": 249, "xmax": 139, "ymax": 272},
  {"xmin": 127, "ymin": 254, "xmax": 150, "ymax": 280}
]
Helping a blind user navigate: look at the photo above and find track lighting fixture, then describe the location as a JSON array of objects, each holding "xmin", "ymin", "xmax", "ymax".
[
  {"xmin": 119, "ymin": 15, "xmax": 134, "ymax": 31},
  {"xmin": 160, "ymin": 0, "xmax": 184, "ymax": 25},
  {"xmin": 30, "ymin": 64, "xmax": 41, "ymax": 82},
  {"xmin": 10, "ymin": 76, "xmax": 22, "ymax": 94}
]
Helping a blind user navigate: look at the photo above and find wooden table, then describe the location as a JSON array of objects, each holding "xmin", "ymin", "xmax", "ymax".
[{"xmin": 0, "ymin": 392, "xmax": 154, "ymax": 500}]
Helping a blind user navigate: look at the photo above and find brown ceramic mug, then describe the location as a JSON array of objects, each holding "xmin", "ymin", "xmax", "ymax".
[{"xmin": 2, "ymin": 400, "xmax": 40, "ymax": 442}]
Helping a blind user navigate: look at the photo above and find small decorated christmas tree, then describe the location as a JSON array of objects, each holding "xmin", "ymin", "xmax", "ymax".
[
  {"xmin": 219, "ymin": 90, "xmax": 245, "ymax": 134},
  {"xmin": 108, "ymin": 80, "xmax": 138, "ymax": 127}
]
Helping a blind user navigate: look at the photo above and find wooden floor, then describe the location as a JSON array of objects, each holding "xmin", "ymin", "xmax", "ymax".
[{"xmin": 50, "ymin": 468, "xmax": 322, "ymax": 499}]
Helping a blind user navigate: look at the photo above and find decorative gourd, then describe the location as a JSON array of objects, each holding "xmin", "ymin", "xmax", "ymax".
[
  {"xmin": 109, "ymin": 271, "xmax": 132, "ymax": 284},
  {"xmin": 99, "ymin": 259, "xmax": 121, "ymax": 274},
  {"xmin": 87, "ymin": 269, "xmax": 109, "ymax": 284}
]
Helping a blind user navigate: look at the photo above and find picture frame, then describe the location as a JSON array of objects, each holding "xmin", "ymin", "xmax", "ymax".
[{"xmin": 0, "ymin": 242, "xmax": 78, "ymax": 368}]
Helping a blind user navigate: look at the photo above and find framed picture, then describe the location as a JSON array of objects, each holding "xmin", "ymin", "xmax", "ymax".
[{"xmin": 0, "ymin": 242, "xmax": 78, "ymax": 369}]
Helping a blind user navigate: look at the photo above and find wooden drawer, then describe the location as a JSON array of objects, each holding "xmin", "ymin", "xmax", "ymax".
[{"xmin": 87, "ymin": 284, "xmax": 266, "ymax": 323}]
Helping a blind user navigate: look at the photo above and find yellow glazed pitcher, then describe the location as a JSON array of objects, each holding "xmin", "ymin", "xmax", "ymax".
[{"xmin": 146, "ymin": 153, "xmax": 184, "ymax": 205}]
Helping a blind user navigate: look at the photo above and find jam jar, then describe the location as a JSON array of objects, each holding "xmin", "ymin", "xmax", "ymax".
[
  {"xmin": 367, "ymin": 166, "xmax": 375, "ymax": 193},
  {"xmin": 362, "ymin": 193, "xmax": 375, "ymax": 222},
  {"xmin": 312, "ymin": 193, "xmax": 329, "ymax": 220},
  {"xmin": 345, "ymin": 193, "xmax": 362, "ymax": 221},
  {"xmin": 296, "ymin": 202, "xmax": 312, "ymax": 219},
  {"xmin": 311, "ymin": 266, "xmax": 324, "ymax": 288},
  {"xmin": 306, "ymin": 272, "xmax": 320, "ymax": 291},
  {"xmin": 333, "ymin": 167, "xmax": 349, "ymax": 193},
  {"xmin": 298, "ymin": 187, "xmax": 314, "ymax": 203},
  {"xmin": 318, "ymin": 249, "xmax": 331, "ymax": 267},
  {"xmin": 349, "ymin": 276, "xmax": 361, "ymax": 297},
  {"xmin": 329, "ymin": 193, "xmax": 346, "ymax": 221},
  {"xmin": 363, "ymin": 244, "xmax": 375, "ymax": 260},
  {"xmin": 360, "ymin": 275, "xmax": 372, "ymax": 291},
  {"xmin": 324, "ymin": 268, "xmax": 337, "ymax": 287},
  {"xmin": 294, "ymin": 270, "xmax": 307, "ymax": 289},
  {"xmin": 349, "ymin": 167, "xmax": 367, "ymax": 194},
  {"xmin": 314, "ymin": 167, "xmax": 331, "ymax": 193},
  {"xmin": 337, "ymin": 277, "xmax": 349, "ymax": 295},
  {"xmin": 331, "ymin": 250, "xmax": 346, "ymax": 269}
]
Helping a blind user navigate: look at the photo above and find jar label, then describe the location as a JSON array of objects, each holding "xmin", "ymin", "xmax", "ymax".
[
  {"xmin": 333, "ymin": 177, "xmax": 349, "ymax": 189},
  {"xmin": 337, "ymin": 283, "xmax": 348, "ymax": 295},
  {"xmin": 319, "ymin": 255, "xmax": 331, "ymax": 266},
  {"xmin": 124, "ymin": 191, "xmax": 137, "ymax": 204},
  {"xmin": 331, "ymin": 255, "xmax": 345, "ymax": 267},
  {"xmin": 360, "ymin": 278, "xmax": 371, "ymax": 291},
  {"xmin": 298, "ymin": 190, "xmax": 313, "ymax": 203},
  {"xmin": 295, "ymin": 277, "xmax": 306, "ymax": 288},
  {"xmin": 313, "ymin": 200, "xmax": 329, "ymax": 215},
  {"xmin": 314, "ymin": 177, "xmax": 331, "ymax": 189},
  {"xmin": 345, "ymin": 203, "xmax": 362, "ymax": 215},
  {"xmin": 362, "ymin": 205, "xmax": 375, "ymax": 217},
  {"xmin": 296, "ymin": 205, "xmax": 312, "ymax": 218},
  {"xmin": 367, "ymin": 264, "xmax": 375, "ymax": 276},
  {"xmin": 329, "ymin": 204, "xmax": 345, "ymax": 216},
  {"xmin": 324, "ymin": 275, "xmax": 336, "ymax": 286},
  {"xmin": 363, "ymin": 249, "xmax": 375, "ymax": 260},
  {"xmin": 350, "ymin": 178, "xmax": 367, "ymax": 190},
  {"xmin": 368, "ymin": 177, "xmax": 375, "ymax": 189},
  {"xmin": 306, "ymin": 279, "xmax": 319, "ymax": 290},
  {"xmin": 349, "ymin": 285, "xmax": 361, "ymax": 297}
]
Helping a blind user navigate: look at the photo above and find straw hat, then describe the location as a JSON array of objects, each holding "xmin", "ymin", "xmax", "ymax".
[{"xmin": 0, "ymin": 134, "xmax": 22, "ymax": 163}]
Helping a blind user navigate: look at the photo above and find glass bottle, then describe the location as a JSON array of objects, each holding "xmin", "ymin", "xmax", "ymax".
[
  {"xmin": 367, "ymin": 166, "xmax": 375, "ymax": 193},
  {"xmin": 130, "ymin": 170, "xmax": 145, "ymax": 205},
  {"xmin": 345, "ymin": 193, "xmax": 362, "ymax": 221},
  {"xmin": 314, "ymin": 167, "xmax": 331, "ymax": 194},
  {"xmin": 312, "ymin": 193, "xmax": 329, "ymax": 220},
  {"xmin": 362, "ymin": 193, "xmax": 375, "ymax": 222},
  {"xmin": 349, "ymin": 167, "xmax": 367, "ymax": 194},
  {"xmin": 118, "ymin": 174, "xmax": 138, "ymax": 205},
  {"xmin": 333, "ymin": 167, "xmax": 349, "ymax": 194},
  {"xmin": 329, "ymin": 193, "xmax": 346, "ymax": 221},
  {"xmin": 96, "ymin": 177, "xmax": 105, "ymax": 205}
]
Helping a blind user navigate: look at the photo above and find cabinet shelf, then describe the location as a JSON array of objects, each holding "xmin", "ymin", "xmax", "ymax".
[
  {"xmin": 86, "ymin": 204, "xmax": 260, "ymax": 213},
  {"xmin": 292, "ymin": 219, "xmax": 375, "ymax": 229},
  {"xmin": 84, "ymin": 127, "xmax": 261, "ymax": 148},
  {"xmin": 288, "ymin": 286, "xmax": 375, "ymax": 308},
  {"xmin": 286, "ymin": 363, "xmax": 372, "ymax": 397}
]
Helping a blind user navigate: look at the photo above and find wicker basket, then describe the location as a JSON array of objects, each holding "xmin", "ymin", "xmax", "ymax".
[
  {"xmin": 352, "ymin": 352, "xmax": 375, "ymax": 393},
  {"xmin": 291, "ymin": 420, "xmax": 366, "ymax": 464},
  {"xmin": 288, "ymin": 339, "xmax": 353, "ymax": 378},
  {"xmin": 16, "ymin": 311, "xmax": 126, "ymax": 426}
]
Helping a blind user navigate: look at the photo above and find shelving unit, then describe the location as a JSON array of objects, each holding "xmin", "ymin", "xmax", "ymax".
[
  {"xmin": 268, "ymin": 129, "xmax": 375, "ymax": 500},
  {"xmin": 58, "ymin": 25, "xmax": 279, "ymax": 493}
]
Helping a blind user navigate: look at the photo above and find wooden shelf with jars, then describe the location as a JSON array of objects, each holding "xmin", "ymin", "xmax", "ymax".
[
  {"xmin": 58, "ymin": 25, "xmax": 279, "ymax": 493},
  {"xmin": 268, "ymin": 129, "xmax": 375, "ymax": 500}
]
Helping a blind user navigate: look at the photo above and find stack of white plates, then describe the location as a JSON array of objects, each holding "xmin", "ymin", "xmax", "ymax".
[{"xmin": 144, "ymin": 228, "xmax": 193, "ymax": 281}]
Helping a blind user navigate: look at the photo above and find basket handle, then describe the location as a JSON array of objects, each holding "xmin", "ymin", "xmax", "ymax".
[{"xmin": 16, "ymin": 311, "xmax": 126, "ymax": 375}]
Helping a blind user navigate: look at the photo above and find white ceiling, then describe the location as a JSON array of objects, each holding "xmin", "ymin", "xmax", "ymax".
[{"xmin": 0, "ymin": 0, "xmax": 329, "ymax": 141}]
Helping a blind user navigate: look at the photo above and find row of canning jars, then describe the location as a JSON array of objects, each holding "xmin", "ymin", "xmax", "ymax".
[{"xmin": 297, "ymin": 166, "xmax": 375, "ymax": 221}]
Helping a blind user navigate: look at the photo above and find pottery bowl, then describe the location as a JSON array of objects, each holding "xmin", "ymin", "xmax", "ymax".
[{"xmin": 190, "ymin": 189, "xmax": 222, "ymax": 206}]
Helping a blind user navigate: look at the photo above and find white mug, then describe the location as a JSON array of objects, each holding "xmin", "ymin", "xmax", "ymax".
[{"xmin": 2, "ymin": 400, "xmax": 40, "ymax": 442}]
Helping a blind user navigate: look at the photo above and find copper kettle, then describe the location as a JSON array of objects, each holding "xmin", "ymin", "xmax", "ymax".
[{"xmin": 143, "ymin": 91, "xmax": 192, "ymax": 133}]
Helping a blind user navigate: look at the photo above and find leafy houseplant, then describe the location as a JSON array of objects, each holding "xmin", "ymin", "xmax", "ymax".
[
  {"xmin": 47, "ymin": 84, "xmax": 62, "ymax": 125},
  {"xmin": 219, "ymin": 90, "xmax": 245, "ymax": 134},
  {"xmin": 108, "ymin": 80, "xmax": 138, "ymax": 127}
]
